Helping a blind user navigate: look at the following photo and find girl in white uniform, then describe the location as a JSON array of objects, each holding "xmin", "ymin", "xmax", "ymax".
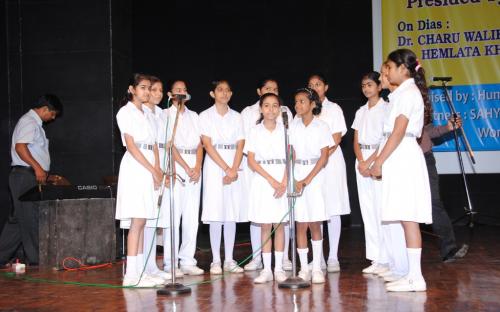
[
  {"xmin": 141, "ymin": 76, "xmax": 172, "ymax": 282},
  {"xmin": 375, "ymin": 63, "xmax": 409, "ymax": 283},
  {"xmin": 308, "ymin": 74, "xmax": 350, "ymax": 273},
  {"xmin": 370, "ymin": 48, "xmax": 432, "ymax": 292},
  {"xmin": 247, "ymin": 93, "xmax": 288, "ymax": 284},
  {"xmin": 290, "ymin": 88, "xmax": 333, "ymax": 284},
  {"xmin": 351, "ymin": 71, "xmax": 389, "ymax": 274},
  {"xmin": 115, "ymin": 74, "xmax": 164, "ymax": 287},
  {"xmin": 200, "ymin": 80, "xmax": 246, "ymax": 275},
  {"xmin": 240, "ymin": 78, "xmax": 293, "ymax": 272},
  {"xmin": 162, "ymin": 80, "xmax": 204, "ymax": 276}
]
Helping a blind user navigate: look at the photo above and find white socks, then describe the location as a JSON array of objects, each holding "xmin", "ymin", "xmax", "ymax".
[
  {"xmin": 262, "ymin": 252, "xmax": 272, "ymax": 272},
  {"xmin": 144, "ymin": 227, "xmax": 159, "ymax": 274},
  {"xmin": 223, "ymin": 222, "xmax": 236, "ymax": 263},
  {"xmin": 274, "ymin": 251, "xmax": 284, "ymax": 272},
  {"xmin": 209, "ymin": 222, "xmax": 237, "ymax": 263},
  {"xmin": 209, "ymin": 223, "xmax": 222, "ymax": 263},
  {"xmin": 250, "ymin": 223, "xmax": 261, "ymax": 262},
  {"xmin": 126, "ymin": 256, "xmax": 138, "ymax": 278},
  {"xmin": 311, "ymin": 240, "xmax": 323, "ymax": 271},
  {"xmin": 297, "ymin": 248, "xmax": 309, "ymax": 271},
  {"xmin": 407, "ymin": 248, "xmax": 423, "ymax": 280},
  {"xmin": 283, "ymin": 224, "xmax": 290, "ymax": 261},
  {"xmin": 328, "ymin": 216, "xmax": 341, "ymax": 262}
]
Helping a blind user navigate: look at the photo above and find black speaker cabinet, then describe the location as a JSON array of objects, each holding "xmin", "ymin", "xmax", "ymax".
[{"xmin": 38, "ymin": 198, "xmax": 116, "ymax": 269}]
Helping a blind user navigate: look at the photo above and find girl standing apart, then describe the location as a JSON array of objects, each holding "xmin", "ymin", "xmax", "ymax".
[
  {"xmin": 116, "ymin": 74, "xmax": 164, "ymax": 287},
  {"xmin": 290, "ymin": 88, "xmax": 333, "ymax": 284},
  {"xmin": 308, "ymin": 74, "xmax": 350, "ymax": 273},
  {"xmin": 352, "ymin": 71, "xmax": 389, "ymax": 274},
  {"xmin": 370, "ymin": 49, "xmax": 432, "ymax": 292},
  {"xmin": 247, "ymin": 93, "xmax": 289, "ymax": 283},
  {"xmin": 200, "ymin": 80, "xmax": 246, "ymax": 274}
]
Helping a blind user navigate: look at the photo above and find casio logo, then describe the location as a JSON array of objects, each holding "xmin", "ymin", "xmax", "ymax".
[{"xmin": 77, "ymin": 185, "xmax": 98, "ymax": 191}]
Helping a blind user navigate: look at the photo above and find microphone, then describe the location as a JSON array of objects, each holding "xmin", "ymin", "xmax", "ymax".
[
  {"xmin": 169, "ymin": 93, "xmax": 191, "ymax": 102},
  {"xmin": 281, "ymin": 107, "xmax": 289, "ymax": 129},
  {"xmin": 433, "ymin": 77, "xmax": 452, "ymax": 82}
]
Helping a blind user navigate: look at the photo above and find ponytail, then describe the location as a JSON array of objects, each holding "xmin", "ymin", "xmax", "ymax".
[
  {"xmin": 119, "ymin": 73, "xmax": 150, "ymax": 106},
  {"xmin": 387, "ymin": 49, "xmax": 432, "ymax": 125}
]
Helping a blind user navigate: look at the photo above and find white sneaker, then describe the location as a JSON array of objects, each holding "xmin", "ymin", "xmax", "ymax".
[
  {"xmin": 327, "ymin": 260, "xmax": 340, "ymax": 273},
  {"xmin": 373, "ymin": 265, "xmax": 389, "ymax": 275},
  {"xmin": 165, "ymin": 268, "xmax": 184, "ymax": 278},
  {"xmin": 210, "ymin": 262, "xmax": 222, "ymax": 275},
  {"xmin": 311, "ymin": 270, "xmax": 325, "ymax": 284},
  {"xmin": 282, "ymin": 259, "xmax": 293, "ymax": 271},
  {"xmin": 143, "ymin": 274, "xmax": 165, "ymax": 286},
  {"xmin": 150, "ymin": 270, "xmax": 172, "ymax": 280},
  {"xmin": 274, "ymin": 269, "xmax": 288, "ymax": 283},
  {"xmin": 223, "ymin": 260, "xmax": 244, "ymax": 273},
  {"xmin": 386, "ymin": 276, "xmax": 426, "ymax": 292},
  {"xmin": 298, "ymin": 270, "xmax": 311, "ymax": 281},
  {"xmin": 180, "ymin": 265, "xmax": 204, "ymax": 276},
  {"xmin": 308, "ymin": 259, "xmax": 327, "ymax": 270},
  {"xmin": 244, "ymin": 258, "xmax": 263, "ymax": 271},
  {"xmin": 122, "ymin": 275, "xmax": 157, "ymax": 287},
  {"xmin": 362, "ymin": 263, "xmax": 378, "ymax": 274},
  {"xmin": 253, "ymin": 270, "xmax": 273, "ymax": 284},
  {"xmin": 378, "ymin": 270, "xmax": 394, "ymax": 278},
  {"xmin": 384, "ymin": 274, "xmax": 404, "ymax": 283}
]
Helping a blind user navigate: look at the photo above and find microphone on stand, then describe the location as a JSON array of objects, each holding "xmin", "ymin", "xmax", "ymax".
[
  {"xmin": 281, "ymin": 107, "xmax": 289, "ymax": 129},
  {"xmin": 169, "ymin": 93, "xmax": 191, "ymax": 102}
]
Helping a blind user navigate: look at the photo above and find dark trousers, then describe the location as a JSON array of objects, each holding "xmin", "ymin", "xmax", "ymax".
[
  {"xmin": 0, "ymin": 167, "xmax": 39, "ymax": 264},
  {"xmin": 425, "ymin": 152, "xmax": 457, "ymax": 259}
]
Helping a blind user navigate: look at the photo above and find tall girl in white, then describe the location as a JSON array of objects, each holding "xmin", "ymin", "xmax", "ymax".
[{"xmin": 370, "ymin": 49, "xmax": 432, "ymax": 292}]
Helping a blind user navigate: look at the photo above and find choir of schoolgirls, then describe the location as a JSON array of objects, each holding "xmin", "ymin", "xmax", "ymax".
[{"xmin": 114, "ymin": 48, "xmax": 432, "ymax": 292}]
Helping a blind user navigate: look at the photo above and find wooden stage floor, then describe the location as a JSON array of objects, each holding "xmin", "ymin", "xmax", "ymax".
[{"xmin": 0, "ymin": 226, "xmax": 499, "ymax": 311}]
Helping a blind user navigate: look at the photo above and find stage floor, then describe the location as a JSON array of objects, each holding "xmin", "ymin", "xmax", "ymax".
[{"xmin": 0, "ymin": 226, "xmax": 499, "ymax": 312}]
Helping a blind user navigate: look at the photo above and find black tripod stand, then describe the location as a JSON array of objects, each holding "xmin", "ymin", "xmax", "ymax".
[{"xmin": 433, "ymin": 77, "xmax": 477, "ymax": 227}]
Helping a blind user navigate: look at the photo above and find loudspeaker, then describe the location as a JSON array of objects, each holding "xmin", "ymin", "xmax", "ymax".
[{"xmin": 38, "ymin": 198, "xmax": 116, "ymax": 269}]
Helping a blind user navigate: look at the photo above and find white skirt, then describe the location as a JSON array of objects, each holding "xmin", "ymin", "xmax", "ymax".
[
  {"xmin": 380, "ymin": 138, "xmax": 432, "ymax": 224},
  {"xmin": 248, "ymin": 164, "xmax": 288, "ymax": 224},
  {"xmin": 293, "ymin": 164, "xmax": 328, "ymax": 222},
  {"xmin": 323, "ymin": 147, "xmax": 351, "ymax": 216},
  {"xmin": 201, "ymin": 148, "xmax": 247, "ymax": 223},
  {"xmin": 115, "ymin": 150, "xmax": 158, "ymax": 222}
]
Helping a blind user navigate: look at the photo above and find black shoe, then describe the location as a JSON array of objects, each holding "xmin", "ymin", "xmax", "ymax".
[{"xmin": 443, "ymin": 244, "xmax": 469, "ymax": 263}]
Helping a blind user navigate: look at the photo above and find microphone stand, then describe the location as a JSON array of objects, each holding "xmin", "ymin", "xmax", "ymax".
[
  {"xmin": 437, "ymin": 80, "xmax": 476, "ymax": 227},
  {"xmin": 158, "ymin": 100, "xmax": 191, "ymax": 296},
  {"xmin": 278, "ymin": 112, "xmax": 310, "ymax": 289}
]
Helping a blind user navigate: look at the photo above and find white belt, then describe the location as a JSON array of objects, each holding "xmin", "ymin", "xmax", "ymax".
[
  {"xmin": 359, "ymin": 144, "xmax": 379, "ymax": 150},
  {"xmin": 135, "ymin": 143, "xmax": 154, "ymax": 150},
  {"xmin": 294, "ymin": 158, "xmax": 319, "ymax": 165},
  {"xmin": 178, "ymin": 148, "xmax": 197, "ymax": 154},
  {"xmin": 214, "ymin": 144, "xmax": 237, "ymax": 150},
  {"xmin": 383, "ymin": 132, "xmax": 416, "ymax": 138},
  {"xmin": 256, "ymin": 159, "xmax": 286, "ymax": 165}
]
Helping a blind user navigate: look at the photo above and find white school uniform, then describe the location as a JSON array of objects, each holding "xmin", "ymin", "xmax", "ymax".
[
  {"xmin": 241, "ymin": 102, "xmax": 293, "ymax": 188},
  {"xmin": 351, "ymin": 98, "xmax": 387, "ymax": 261},
  {"xmin": 200, "ymin": 105, "xmax": 246, "ymax": 223},
  {"xmin": 115, "ymin": 102, "xmax": 158, "ymax": 223},
  {"xmin": 289, "ymin": 117, "xmax": 334, "ymax": 222},
  {"xmin": 165, "ymin": 105, "xmax": 202, "ymax": 266},
  {"xmin": 246, "ymin": 122, "xmax": 288, "ymax": 224},
  {"xmin": 318, "ymin": 98, "xmax": 350, "ymax": 216},
  {"xmin": 379, "ymin": 78, "xmax": 432, "ymax": 224}
]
